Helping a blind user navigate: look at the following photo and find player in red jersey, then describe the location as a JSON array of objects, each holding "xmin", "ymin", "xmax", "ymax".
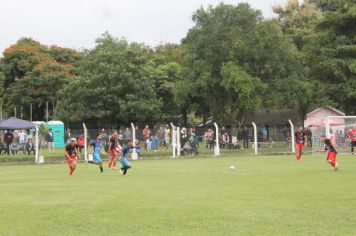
[
  {"xmin": 349, "ymin": 126, "xmax": 356, "ymax": 155},
  {"xmin": 295, "ymin": 127, "xmax": 307, "ymax": 160},
  {"xmin": 65, "ymin": 138, "xmax": 79, "ymax": 175},
  {"xmin": 319, "ymin": 135, "xmax": 338, "ymax": 171},
  {"xmin": 108, "ymin": 130, "xmax": 119, "ymax": 169}
]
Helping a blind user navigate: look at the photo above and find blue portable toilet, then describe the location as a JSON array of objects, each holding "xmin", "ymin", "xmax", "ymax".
[{"xmin": 47, "ymin": 121, "xmax": 65, "ymax": 148}]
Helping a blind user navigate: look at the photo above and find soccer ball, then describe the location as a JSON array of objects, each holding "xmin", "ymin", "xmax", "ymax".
[{"xmin": 229, "ymin": 165, "xmax": 236, "ymax": 171}]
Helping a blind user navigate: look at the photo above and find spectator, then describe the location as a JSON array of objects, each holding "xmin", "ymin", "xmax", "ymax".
[
  {"xmin": 65, "ymin": 128, "xmax": 71, "ymax": 144},
  {"xmin": 204, "ymin": 128, "xmax": 214, "ymax": 149},
  {"xmin": 45, "ymin": 129, "xmax": 55, "ymax": 154},
  {"xmin": 4, "ymin": 130, "xmax": 14, "ymax": 155},
  {"xmin": 183, "ymin": 141, "xmax": 192, "ymax": 156},
  {"xmin": 164, "ymin": 125, "xmax": 171, "ymax": 149},
  {"xmin": 151, "ymin": 135, "xmax": 158, "ymax": 151},
  {"xmin": 100, "ymin": 129, "xmax": 107, "ymax": 154},
  {"xmin": 18, "ymin": 130, "xmax": 27, "ymax": 154},
  {"xmin": 25, "ymin": 138, "xmax": 35, "ymax": 155},
  {"xmin": 77, "ymin": 133, "xmax": 85, "ymax": 154},
  {"xmin": 123, "ymin": 127, "xmax": 132, "ymax": 143},
  {"xmin": 143, "ymin": 125, "xmax": 151, "ymax": 150},
  {"xmin": 181, "ymin": 128, "xmax": 188, "ymax": 148},
  {"xmin": 241, "ymin": 126, "xmax": 249, "ymax": 149},
  {"xmin": 156, "ymin": 126, "xmax": 165, "ymax": 148},
  {"xmin": 221, "ymin": 132, "xmax": 230, "ymax": 149}
]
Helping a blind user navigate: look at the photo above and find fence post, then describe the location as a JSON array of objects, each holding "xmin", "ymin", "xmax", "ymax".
[
  {"xmin": 252, "ymin": 122, "xmax": 258, "ymax": 154},
  {"xmin": 214, "ymin": 122, "xmax": 220, "ymax": 156},
  {"xmin": 35, "ymin": 125, "xmax": 39, "ymax": 163},
  {"xmin": 177, "ymin": 126, "xmax": 181, "ymax": 157},
  {"xmin": 131, "ymin": 123, "xmax": 138, "ymax": 160},
  {"xmin": 289, "ymin": 119, "xmax": 295, "ymax": 153},
  {"xmin": 325, "ymin": 116, "xmax": 330, "ymax": 139},
  {"xmin": 83, "ymin": 123, "xmax": 88, "ymax": 161},
  {"xmin": 170, "ymin": 123, "xmax": 176, "ymax": 158}
]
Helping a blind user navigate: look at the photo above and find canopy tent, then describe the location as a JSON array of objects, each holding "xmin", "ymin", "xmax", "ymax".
[
  {"xmin": 0, "ymin": 117, "xmax": 40, "ymax": 163},
  {"xmin": 0, "ymin": 117, "xmax": 36, "ymax": 130}
]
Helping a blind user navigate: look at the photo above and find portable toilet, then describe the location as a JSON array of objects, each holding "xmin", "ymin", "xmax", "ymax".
[{"xmin": 47, "ymin": 121, "xmax": 65, "ymax": 148}]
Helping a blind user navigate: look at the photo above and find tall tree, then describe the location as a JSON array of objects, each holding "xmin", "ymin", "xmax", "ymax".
[
  {"xmin": 182, "ymin": 3, "xmax": 301, "ymax": 124},
  {"xmin": 57, "ymin": 33, "xmax": 162, "ymax": 123}
]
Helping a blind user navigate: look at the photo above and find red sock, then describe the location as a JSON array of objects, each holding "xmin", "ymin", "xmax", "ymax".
[
  {"xmin": 296, "ymin": 154, "xmax": 300, "ymax": 160},
  {"xmin": 113, "ymin": 162, "xmax": 117, "ymax": 167},
  {"xmin": 108, "ymin": 162, "xmax": 112, "ymax": 168},
  {"xmin": 69, "ymin": 166, "xmax": 74, "ymax": 175}
]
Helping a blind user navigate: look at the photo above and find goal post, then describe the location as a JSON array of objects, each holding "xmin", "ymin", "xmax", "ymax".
[{"xmin": 311, "ymin": 116, "xmax": 356, "ymax": 155}]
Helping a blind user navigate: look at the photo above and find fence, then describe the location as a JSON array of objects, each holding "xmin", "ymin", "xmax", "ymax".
[{"xmin": 0, "ymin": 119, "xmax": 308, "ymax": 164}]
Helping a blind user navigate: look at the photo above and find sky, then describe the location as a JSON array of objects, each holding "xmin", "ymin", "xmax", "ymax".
[{"xmin": 0, "ymin": 0, "xmax": 289, "ymax": 53}]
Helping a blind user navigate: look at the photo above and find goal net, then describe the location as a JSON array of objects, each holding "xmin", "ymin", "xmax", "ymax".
[{"xmin": 311, "ymin": 116, "xmax": 356, "ymax": 155}]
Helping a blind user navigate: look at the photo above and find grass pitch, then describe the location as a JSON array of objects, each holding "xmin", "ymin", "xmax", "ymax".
[{"xmin": 0, "ymin": 155, "xmax": 356, "ymax": 236}]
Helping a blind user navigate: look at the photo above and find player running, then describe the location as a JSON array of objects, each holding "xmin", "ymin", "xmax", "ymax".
[
  {"xmin": 320, "ymin": 135, "xmax": 338, "ymax": 171},
  {"xmin": 108, "ymin": 130, "xmax": 120, "ymax": 169},
  {"xmin": 65, "ymin": 138, "xmax": 79, "ymax": 175},
  {"xmin": 88, "ymin": 134, "xmax": 104, "ymax": 173},
  {"xmin": 119, "ymin": 140, "xmax": 135, "ymax": 176},
  {"xmin": 295, "ymin": 127, "xmax": 307, "ymax": 161},
  {"xmin": 349, "ymin": 126, "xmax": 356, "ymax": 155}
]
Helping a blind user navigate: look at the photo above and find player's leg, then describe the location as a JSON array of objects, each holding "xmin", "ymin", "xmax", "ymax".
[
  {"xmin": 295, "ymin": 144, "xmax": 301, "ymax": 160},
  {"xmin": 122, "ymin": 159, "xmax": 131, "ymax": 175},
  {"xmin": 351, "ymin": 141, "xmax": 356, "ymax": 154}
]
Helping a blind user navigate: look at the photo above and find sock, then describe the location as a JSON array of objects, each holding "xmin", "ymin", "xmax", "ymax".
[
  {"xmin": 113, "ymin": 162, "xmax": 117, "ymax": 167},
  {"xmin": 69, "ymin": 166, "xmax": 74, "ymax": 175},
  {"xmin": 108, "ymin": 162, "xmax": 112, "ymax": 168},
  {"xmin": 88, "ymin": 161, "xmax": 94, "ymax": 164},
  {"xmin": 72, "ymin": 166, "xmax": 76, "ymax": 174},
  {"xmin": 100, "ymin": 166, "xmax": 103, "ymax": 173},
  {"xmin": 123, "ymin": 167, "xmax": 127, "ymax": 175}
]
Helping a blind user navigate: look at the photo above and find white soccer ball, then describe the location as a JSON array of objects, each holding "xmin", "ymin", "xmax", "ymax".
[{"xmin": 229, "ymin": 165, "xmax": 236, "ymax": 171}]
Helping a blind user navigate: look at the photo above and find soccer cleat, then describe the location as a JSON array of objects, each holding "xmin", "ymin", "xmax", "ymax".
[
  {"xmin": 334, "ymin": 163, "xmax": 339, "ymax": 171},
  {"xmin": 119, "ymin": 169, "xmax": 123, "ymax": 175}
]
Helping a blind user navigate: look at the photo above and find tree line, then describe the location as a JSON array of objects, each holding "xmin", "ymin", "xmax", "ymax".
[{"xmin": 0, "ymin": 0, "xmax": 355, "ymax": 125}]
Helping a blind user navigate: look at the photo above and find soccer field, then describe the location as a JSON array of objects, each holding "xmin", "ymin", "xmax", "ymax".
[{"xmin": 1, "ymin": 155, "xmax": 356, "ymax": 236}]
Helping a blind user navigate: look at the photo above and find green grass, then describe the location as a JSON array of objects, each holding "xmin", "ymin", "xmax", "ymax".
[{"xmin": 0, "ymin": 155, "xmax": 356, "ymax": 236}]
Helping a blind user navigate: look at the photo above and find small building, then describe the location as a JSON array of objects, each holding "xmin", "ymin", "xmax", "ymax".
[{"xmin": 304, "ymin": 106, "xmax": 345, "ymax": 128}]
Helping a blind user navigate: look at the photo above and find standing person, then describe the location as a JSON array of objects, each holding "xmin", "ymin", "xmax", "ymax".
[
  {"xmin": 88, "ymin": 134, "xmax": 104, "ymax": 173},
  {"xmin": 65, "ymin": 138, "xmax": 79, "ymax": 176},
  {"xmin": 77, "ymin": 133, "xmax": 85, "ymax": 154},
  {"xmin": 64, "ymin": 128, "xmax": 71, "ymax": 144},
  {"xmin": 349, "ymin": 126, "xmax": 356, "ymax": 155},
  {"xmin": 319, "ymin": 135, "xmax": 338, "ymax": 171},
  {"xmin": 164, "ymin": 125, "xmax": 171, "ymax": 149},
  {"xmin": 100, "ymin": 129, "xmax": 108, "ymax": 154},
  {"xmin": 45, "ymin": 129, "xmax": 55, "ymax": 154},
  {"xmin": 143, "ymin": 125, "xmax": 151, "ymax": 150},
  {"xmin": 241, "ymin": 127, "xmax": 249, "ymax": 149},
  {"xmin": 295, "ymin": 127, "xmax": 307, "ymax": 161},
  {"xmin": 108, "ymin": 130, "xmax": 120, "ymax": 170},
  {"xmin": 18, "ymin": 130, "xmax": 27, "ymax": 154},
  {"xmin": 4, "ymin": 130, "xmax": 14, "ymax": 155},
  {"xmin": 123, "ymin": 127, "xmax": 132, "ymax": 143},
  {"xmin": 156, "ymin": 126, "xmax": 165, "ymax": 149},
  {"xmin": 119, "ymin": 140, "xmax": 135, "ymax": 176}
]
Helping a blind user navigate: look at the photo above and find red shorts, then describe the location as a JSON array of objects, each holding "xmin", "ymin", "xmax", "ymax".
[
  {"xmin": 327, "ymin": 152, "xmax": 337, "ymax": 162},
  {"xmin": 295, "ymin": 143, "xmax": 304, "ymax": 151},
  {"xmin": 109, "ymin": 150, "xmax": 117, "ymax": 158},
  {"xmin": 66, "ymin": 156, "xmax": 77, "ymax": 164}
]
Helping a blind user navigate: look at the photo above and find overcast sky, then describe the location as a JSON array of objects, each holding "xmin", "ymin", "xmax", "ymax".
[{"xmin": 1, "ymin": 0, "xmax": 289, "ymax": 53}]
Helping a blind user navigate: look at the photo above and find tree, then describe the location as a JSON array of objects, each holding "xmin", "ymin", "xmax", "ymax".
[
  {"xmin": 56, "ymin": 33, "xmax": 162, "ymax": 123},
  {"xmin": 305, "ymin": 2, "xmax": 356, "ymax": 114},
  {"xmin": 1, "ymin": 38, "xmax": 81, "ymax": 120},
  {"xmin": 182, "ymin": 3, "xmax": 302, "ymax": 124}
]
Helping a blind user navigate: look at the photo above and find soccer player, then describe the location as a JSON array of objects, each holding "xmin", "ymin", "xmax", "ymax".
[
  {"xmin": 319, "ymin": 135, "xmax": 338, "ymax": 171},
  {"xmin": 65, "ymin": 138, "xmax": 79, "ymax": 175},
  {"xmin": 119, "ymin": 140, "xmax": 135, "ymax": 176},
  {"xmin": 88, "ymin": 134, "xmax": 104, "ymax": 173},
  {"xmin": 108, "ymin": 130, "xmax": 119, "ymax": 169},
  {"xmin": 295, "ymin": 126, "xmax": 307, "ymax": 160},
  {"xmin": 349, "ymin": 126, "xmax": 356, "ymax": 155}
]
